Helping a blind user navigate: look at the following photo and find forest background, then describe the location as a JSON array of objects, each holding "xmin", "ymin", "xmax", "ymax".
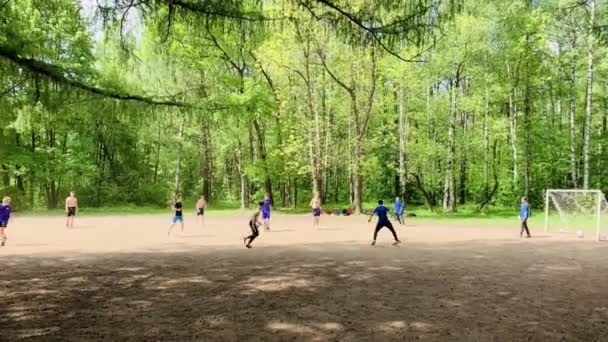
[{"xmin": 1, "ymin": 0, "xmax": 606, "ymax": 216}]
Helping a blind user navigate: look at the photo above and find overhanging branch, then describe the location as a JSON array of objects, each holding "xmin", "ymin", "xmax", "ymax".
[{"xmin": 0, "ymin": 45, "xmax": 191, "ymax": 107}]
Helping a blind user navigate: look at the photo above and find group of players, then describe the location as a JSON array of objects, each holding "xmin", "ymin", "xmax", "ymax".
[
  {"xmin": 0, "ymin": 190, "xmax": 534, "ymax": 248},
  {"xmin": 163, "ymin": 190, "xmax": 407, "ymax": 248},
  {"xmin": 0, "ymin": 190, "xmax": 409, "ymax": 248}
]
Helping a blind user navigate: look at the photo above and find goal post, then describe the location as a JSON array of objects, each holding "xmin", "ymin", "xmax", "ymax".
[{"xmin": 544, "ymin": 189, "xmax": 608, "ymax": 241}]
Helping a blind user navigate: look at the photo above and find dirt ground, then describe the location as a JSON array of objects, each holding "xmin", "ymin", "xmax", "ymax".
[{"xmin": 1, "ymin": 213, "xmax": 608, "ymax": 341}]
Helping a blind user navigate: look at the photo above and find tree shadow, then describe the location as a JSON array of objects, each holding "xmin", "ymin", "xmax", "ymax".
[{"xmin": 1, "ymin": 241, "xmax": 608, "ymax": 340}]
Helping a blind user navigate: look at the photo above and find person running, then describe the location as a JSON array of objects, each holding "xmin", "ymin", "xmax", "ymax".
[
  {"xmin": 167, "ymin": 193, "xmax": 184, "ymax": 236},
  {"xmin": 368, "ymin": 200, "xmax": 401, "ymax": 246},
  {"xmin": 261, "ymin": 193, "xmax": 272, "ymax": 231},
  {"xmin": 0, "ymin": 196, "xmax": 12, "ymax": 246},
  {"xmin": 520, "ymin": 196, "xmax": 532, "ymax": 238},
  {"xmin": 195, "ymin": 195, "xmax": 207, "ymax": 227},
  {"xmin": 394, "ymin": 197, "xmax": 404, "ymax": 225},
  {"xmin": 310, "ymin": 191, "xmax": 321, "ymax": 229},
  {"xmin": 243, "ymin": 201, "xmax": 263, "ymax": 248},
  {"xmin": 65, "ymin": 192, "xmax": 78, "ymax": 228}
]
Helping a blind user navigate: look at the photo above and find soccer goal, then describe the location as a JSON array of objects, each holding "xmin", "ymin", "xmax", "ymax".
[{"xmin": 544, "ymin": 189, "xmax": 608, "ymax": 241}]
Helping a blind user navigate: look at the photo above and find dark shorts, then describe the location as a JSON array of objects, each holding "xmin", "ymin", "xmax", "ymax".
[
  {"xmin": 313, "ymin": 208, "xmax": 321, "ymax": 217},
  {"xmin": 0, "ymin": 220, "xmax": 7, "ymax": 228},
  {"xmin": 197, "ymin": 208, "xmax": 204, "ymax": 216},
  {"xmin": 67, "ymin": 207, "xmax": 76, "ymax": 217},
  {"xmin": 262, "ymin": 210, "xmax": 271, "ymax": 220}
]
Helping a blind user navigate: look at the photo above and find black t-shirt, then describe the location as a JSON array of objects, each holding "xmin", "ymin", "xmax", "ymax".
[{"xmin": 175, "ymin": 201, "xmax": 183, "ymax": 216}]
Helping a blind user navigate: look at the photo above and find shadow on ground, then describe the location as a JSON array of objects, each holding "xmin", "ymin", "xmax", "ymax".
[{"xmin": 1, "ymin": 241, "xmax": 608, "ymax": 341}]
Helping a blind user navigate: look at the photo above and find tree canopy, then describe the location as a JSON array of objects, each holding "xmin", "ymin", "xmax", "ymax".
[{"xmin": 1, "ymin": 0, "xmax": 607, "ymax": 212}]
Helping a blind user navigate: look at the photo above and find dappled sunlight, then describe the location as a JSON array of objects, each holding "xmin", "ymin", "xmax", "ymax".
[
  {"xmin": 241, "ymin": 273, "xmax": 324, "ymax": 293},
  {"xmin": 161, "ymin": 276, "xmax": 212, "ymax": 286},
  {"xmin": 16, "ymin": 327, "xmax": 60, "ymax": 339},
  {"xmin": 2, "ymin": 240, "xmax": 608, "ymax": 340},
  {"xmin": 266, "ymin": 321, "xmax": 343, "ymax": 341}
]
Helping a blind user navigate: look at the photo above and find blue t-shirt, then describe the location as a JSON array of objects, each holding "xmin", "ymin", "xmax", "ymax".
[
  {"xmin": 520, "ymin": 203, "xmax": 530, "ymax": 220},
  {"xmin": 0, "ymin": 204, "xmax": 11, "ymax": 222},
  {"xmin": 373, "ymin": 205, "xmax": 390, "ymax": 223},
  {"xmin": 394, "ymin": 200, "xmax": 403, "ymax": 214},
  {"xmin": 263, "ymin": 199, "xmax": 272, "ymax": 213}
]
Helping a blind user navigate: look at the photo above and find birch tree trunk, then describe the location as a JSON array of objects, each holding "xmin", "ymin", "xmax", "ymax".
[
  {"xmin": 397, "ymin": 83, "xmax": 407, "ymax": 199},
  {"xmin": 523, "ymin": 82, "xmax": 531, "ymax": 197},
  {"xmin": 443, "ymin": 80, "xmax": 456, "ymax": 212},
  {"xmin": 583, "ymin": 0, "xmax": 595, "ymax": 189},
  {"xmin": 569, "ymin": 63, "xmax": 578, "ymax": 187},
  {"xmin": 174, "ymin": 114, "xmax": 185, "ymax": 193},
  {"xmin": 483, "ymin": 81, "xmax": 489, "ymax": 197},
  {"xmin": 509, "ymin": 87, "xmax": 518, "ymax": 190}
]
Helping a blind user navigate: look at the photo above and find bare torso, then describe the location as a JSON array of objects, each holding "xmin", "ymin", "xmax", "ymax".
[
  {"xmin": 310, "ymin": 197, "xmax": 321, "ymax": 209},
  {"xmin": 66, "ymin": 197, "xmax": 78, "ymax": 208}
]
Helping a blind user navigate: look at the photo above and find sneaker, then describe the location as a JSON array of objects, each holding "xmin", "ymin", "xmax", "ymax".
[
  {"xmin": 371, "ymin": 241, "xmax": 376, "ymax": 246},
  {"xmin": 526, "ymin": 235, "xmax": 531, "ymax": 238},
  {"xmin": 246, "ymin": 244, "xmax": 252, "ymax": 249},
  {"xmin": 393, "ymin": 240, "xmax": 401, "ymax": 246},
  {"xmin": 1, "ymin": 241, "xmax": 4, "ymax": 246}
]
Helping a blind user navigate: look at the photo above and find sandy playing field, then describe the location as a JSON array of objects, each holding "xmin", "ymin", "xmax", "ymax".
[{"xmin": 1, "ymin": 213, "xmax": 608, "ymax": 341}]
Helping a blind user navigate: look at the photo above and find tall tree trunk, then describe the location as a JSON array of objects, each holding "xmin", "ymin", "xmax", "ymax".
[
  {"xmin": 201, "ymin": 118, "xmax": 213, "ymax": 202},
  {"xmin": 153, "ymin": 120, "xmax": 162, "ymax": 184},
  {"xmin": 352, "ymin": 139, "xmax": 363, "ymax": 213},
  {"xmin": 252, "ymin": 119, "xmax": 273, "ymax": 200},
  {"xmin": 569, "ymin": 63, "xmax": 578, "ymax": 187},
  {"xmin": 174, "ymin": 114, "xmax": 185, "ymax": 193},
  {"xmin": 509, "ymin": 87, "xmax": 518, "ymax": 191},
  {"xmin": 443, "ymin": 80, "xmax": 456, "ymax": 212},
  {"xmin": 397, "ymin": 84, "xmax": 407, "ymax": 199},
  {"xmin": 523, "ymin": 82, "xmax": 532, "ymax": 196},
  {"xmin": 459, "ymin": 79, "xmax": 468, "ymax": 205},
  {"xmin": 236, "ymin": 117, "xmax": 248, "ymax": 209},
  {"xmin": 583, "ymin": 0, "xmax": 595, "ymax": 189},
  {"xmin": 483, "ymin": 80, "xmax": 490, "ymax": 197}
]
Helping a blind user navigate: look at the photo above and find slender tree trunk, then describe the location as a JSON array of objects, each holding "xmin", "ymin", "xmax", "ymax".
[
  {"xmin": 236, "ymin": 117, "xmax": 248, "ymax": 209},
  {"xmin": 397, "ymin": 84, "xmax": 407, "ymax": 199},
  {"xmin": 483, "ymin": 81, "xmax": 490, "ymax": 197},
  {"xmin": 459, "ymin": 80, "xmax": 468, "ymax": 205},
  {"xmin": 509, "ymin": 86, "xmax": 518, "ymax": 191},
  {"xmin": 153, "ymin": 120, "xmax": 162, "ymax": 184},
  {"xmin": 174, "ymin": 114, "xmax": 185, "ymax": 193},
  {"xmin": 201, "ymin": 118, "xmax": 213, "ymax": 202},
  {"xmin": 523, "ymin": 82, "xmax": 532, "ymax": 196},
  {"xmin": 443, "ymin": 80, "xmax": 456, "ymax": 212},
  {"xmin": 352, "ymin": 140, "xmax": 363, "ymax": 213},
  {"xmin": 583, "ymin": 0, "xmax": 595, "ymax": 189},
  {"xmin": 569, "ymin": 63, "xmax": 578, "ymax": 187}
]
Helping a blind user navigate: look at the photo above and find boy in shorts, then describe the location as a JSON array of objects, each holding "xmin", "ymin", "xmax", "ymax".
[
  {"xmin": 261, "ymin": 193, "xmax": 272, "ymax": 231},
  {"xmin": 243, "ymin": 201, "xmax": 263, "ymax": 248},
  {"xmin": 167, "ymin": 193, "xmax": 184, "ymax": 236},
  {"xmin": 0, "ymin": 196, "xmax": 12, "ymax": 246},
  {"xmin": 196, "ymin": 195, "xmax": 207, "ymax": 228},
  {"xmin": 65, "ymin": 192, "xmax": 78, "ymax": 228},
  {"xmin": 310, "ymin": 191, "xmax": 321, "ymax": 229}
]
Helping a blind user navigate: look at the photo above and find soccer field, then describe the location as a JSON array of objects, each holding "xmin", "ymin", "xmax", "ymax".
[{"xmin": 2, "ymin": 213, "xmax": 608, "ymax": 341}]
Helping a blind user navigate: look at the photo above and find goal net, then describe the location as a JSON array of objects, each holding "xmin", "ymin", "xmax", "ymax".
[{"xmin": 544, "ymin": 189, "xmax": 608, "ymax": 241}]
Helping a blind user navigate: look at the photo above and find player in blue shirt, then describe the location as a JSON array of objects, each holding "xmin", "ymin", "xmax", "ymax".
[
  {"xmin": 394, "ymin": 197, "xmax": 404, "ymax": 225},
  {"xmin": 368, "ymin": 200, "xmax": 401, "ymax": 246},
  {"xmin": 261, "ymin": 193, "xmax": 272, "ymax": 231},
  {"xmin": 519, "ymin": 196, "xmax": 531, "ymax": 238},
  {"xmin": 0, "ymin": 196, "xmax": 12, "ymax": 246}
]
